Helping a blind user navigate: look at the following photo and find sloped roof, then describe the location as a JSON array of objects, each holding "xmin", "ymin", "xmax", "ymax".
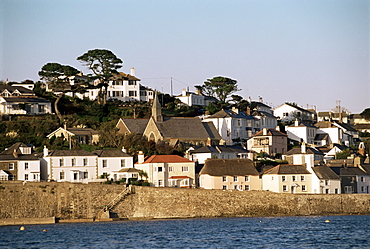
[
  {"xmin": 251, "ymin": 110, "xmax": 277, "ymax": 119},
  {"xmin": 315, "ymin": 133, "xmax": 329, "ymax": 141},
  {"xmin": 118, "ymin": 168, "xmax": 139, "ymax": 173},
  {"xmin": 157, "ymin": 117, "xmax": 213, "ymax": 140},
  {"xmin": 190, "ymin": 145, "xmax": 248, "ymax": 154},
  {"xmin": 2, "ymin": 97, "xmax": 50, "ymax": 103},
  {"xmin": 67, "ymin": 128, "xmax": 98, "ymax": 135},
  {"xmin": 312, "ymin": 166, "xmax": 340, "ymax": 180},
  {"xmin": 284, "ymin": 147, "xmax": 324, "ymax": 156},
  {"xmin": 47, "ymin": 150, "xmax": 96, "ymax": 157},
  {"xmin": 93, "ymin": 149, "xmax": 131, "ymax": 157},
  {"xmin": 252, "ymin": 129, "xmax": 287, "ymax": 137},
  {"xmin": 264, "ymin": 164, "xmax": 311, "ymax": 174},
  {"xmin": 281, "ymin": 103, "xmax": 312, "ymax": 113},
  {"xmin": 330, "ymin": 167, "xmax": 367, "ymax": 176},
  {"xmin": 118, "ymin": 118, "xmax": 149, "ymax": 134},
  {"xmin": 0, "ymin": 85, "xmax": 35, "ymax": 95},
  {"xmin": 141, "ymin": 155, "xmax": 193, "ymax": 164},
  {"xmin": 207, "ymin": 109, "xmax": 255, "ymax": 120},
  {"xmin": 0, "ymin": 142, "xmax": 38, "ymax": 160},
  {"xmin": 354, "ymin": 124, "xmax": 370, "ymax": 129},
  {"xmin": 315, "ymin": 121, "xmax": 336, "ymax": 128},
  {"xmin": 288, "ymin": 121, "xmax": 316, "ymax": 128},
  {"xmin": 200, "ymin": 158, "xmax": 259, "ymax": 176},
  {"xmin": 333, "ymin": 121, "xmax": 357, "ymax": 132},
  {"xmin": 111, "ymin": 72, "xmax": 141, "ymax": 81},
  {"xmin": 201, "ymin": 122, "xmax": 222, "ymax": 140},
  {"xmin": 0, "ymin": 142, "xmax": 31, "ymax": 155}
]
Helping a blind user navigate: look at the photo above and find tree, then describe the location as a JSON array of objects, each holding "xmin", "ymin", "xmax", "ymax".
[
  {"xmin": 195, "ymin": 76, "xmax": 239, "ymax": 103},
  {"xmin": 77, "ymin": 49, "xmax": 123, "ymax": 105},
  {"xmin": 38, "ymin": 62, "xmax": 80, "ymax": 123},
  {"xmin": 361, "ymin": 108, "xmax": 370, "ymax": 121}
]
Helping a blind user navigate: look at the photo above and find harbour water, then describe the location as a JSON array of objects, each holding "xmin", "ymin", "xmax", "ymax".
[{"xmin": 1, "ymin": 215, "xmax": 369, "ymax": 248}]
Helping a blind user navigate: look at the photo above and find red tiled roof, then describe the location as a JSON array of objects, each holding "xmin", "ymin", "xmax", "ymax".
[{"xmin": 142, "ymin": 155, "xmax": 193, "ymax": 163}]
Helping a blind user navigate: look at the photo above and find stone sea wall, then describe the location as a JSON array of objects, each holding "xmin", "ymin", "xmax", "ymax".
[{"xmin": 1, "ymin": 182, "xmax": 370, "ymax": 221}]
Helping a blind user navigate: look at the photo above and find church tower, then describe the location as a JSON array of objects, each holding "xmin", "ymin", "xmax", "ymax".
[{"xmin": 152, "ymin": 91, "xmax": 163, "ymax": 122}]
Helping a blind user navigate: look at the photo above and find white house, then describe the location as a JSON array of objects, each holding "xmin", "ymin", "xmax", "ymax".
[
  {"xmin": 176, "ymin": 89, "xmax": 205, "ymax": 106},
  {"xmin": 274, "ymin": 103, "xmax": 314, "ymax": 123},
  {"xmin": 286, "ymin": 119, "xmax": 317, "ymax": 144},
  {"xmin": 0, "ymin": 142, "xmax": 41, "ymax": 182},
  {"xmin": 315, "ymin": 121, "xmax": 359, "ymax": 146},
  {"xmin": 186, "ymin": 145, "xmax": 252, "ymax": 164},
  {"xmin": 92, "ymin": 148, "xmax": 135, "ymax": 181},
  {"xmin": 202, "ymin": 108, "xmax": 256, "ymax": 145},
  {"xmin": 134, "ymin": 153, "xmax": 196, "ymax": 188},
  {"xmin": 43, "ymin": 148, "xmax": 98, "ymax": 183}
]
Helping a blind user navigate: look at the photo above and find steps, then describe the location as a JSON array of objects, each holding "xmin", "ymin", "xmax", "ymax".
[{"xmin": 95, "ymin": 186, "xmax": 132, "ymax": 220}]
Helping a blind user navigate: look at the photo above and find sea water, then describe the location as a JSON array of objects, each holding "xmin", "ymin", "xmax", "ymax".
[{"xmin": 1, "ymin": 215, "xmax": 369, "ymax": 248}]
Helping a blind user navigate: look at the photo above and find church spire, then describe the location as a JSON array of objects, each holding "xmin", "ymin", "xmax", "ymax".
[{"xmin": 152, "ymin": 91, "xmax": 163, "ymax": 122}]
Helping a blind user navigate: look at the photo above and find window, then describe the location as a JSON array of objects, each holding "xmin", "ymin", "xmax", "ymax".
[
  {"xmin": 182, "ymin": 166, "xmax": 189, "ymax": 172},
  {"xmin": 335, "ymin": 188, "xmax": 339, "ymax": 194},
  {"xmin": 158, "ymin": 180, "xmax": 163, "ymax": 187},
  {"xmin": 245, "ymin": 176, "xmax": 250, "ymax": 182},
  {"xmin": 282, "ymin": 176, "xmax": 286, "ymax": 182},
  {"xmin": 38, "ymin": 105, "xmax": 45, "ymax": 113},
  {"xmin": 325, "ymin": 180, "xmax": 329, "ymax": 186},
  {"xmin": 301, "ymin": 176, "xmax": 305, "ymax": 181},
  {"xmin": 24, "ymin": 174, "xmax": 28, "ymax": 180},
  {"xmin": 59, "ymin": 159, "xmax": 64, "ymax": 167},
  {"xmin": 283, "ymin": 185, "xmax": 287, "ymax": 192},
  {"xmin": 234, "ymin": 185, "xmax": 238, "ymax": 190},
  {"xmin": 157, "ymin": 167, "xmax": 163, "ymax": 172},
  {"xmin": 302, "ymin": 185, "xmax": 306, "ymax": 191},
  {"xmin": 25, "ymin": 163, "xmax": 29, "ymax": 170},
  {"xmin": 121, "ymin": 160, "xmax": 125, "ymax": 168},
  {"xmin": 245, "ymin": 185, "xmax": 250, "ymax": 191},
  {"xmin": 222, "ymin": 176, "xmax": 227, "ymax": 182},
  {"xmin": 71, "ymin": 158, "xmax": 75, "ymax": 166},
  {"xmin": 102, "ymin": 160, "xmax": 107, "ymax": 168},
  {"xmin": 169, "ymin": 167, "xmax": 173, "ymax": 172},
  {"xmin": 325, "ymin": 189, "xmax": 329, "ymax": 194},
  {"xmin": 361, "ymin": 177, "xmax": 365, "ymax": 182},
  {"xmin": 233, "ymin": 176, "xmax": 238, "ymax": 182},
  {"xmin": 128, "ymin": 80, "xmax": 136, "ymax": 85},
  {"xmin": 129, "ymin": 91, "xmax": 137, "ymax": 97},
  {"xmin": 60, "ymin": 171, "xmax": 65, "ymax": 180},
  {"xmin": 83, "ymin": 158, "xmax": 87, "ymax": 166},
  {"xmin": 9, "ymin": 163, "xmax": 14, "ymax": 170},
  {"xmin": 222, "ymin": 185, "xmax": 227, "ymax": 190},
  {"xmin": 73, "ymin": 173, "xmax": 78, "ymax": 180},
  {"xmin": 292, "ymin": 176, "xmax": 296, "ymax": 182},
  {"xmin": 83, "ymin": 172, "xmax": 88, "ymax": 179}
]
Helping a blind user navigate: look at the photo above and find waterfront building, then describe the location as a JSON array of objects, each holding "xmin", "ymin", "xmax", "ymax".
[
  {"xmin": 0, "ymin": 142, "xmax": 40, "ymax": 182},
  {"xmin": 135, "ymin": 152, "xmax": 196, "ymax": 188},
  {"xmin": 246, "ymin": 128, "xmax": 288, "ymax": 156},
  {"xmin": 199, "ymin": 158, "xmax": 260, "ymax": 190}
]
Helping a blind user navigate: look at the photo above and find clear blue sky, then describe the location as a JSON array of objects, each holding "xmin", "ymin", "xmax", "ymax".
[{"xmin": 1, "ymin": 0, "xmax": 369, "ymax": 113}]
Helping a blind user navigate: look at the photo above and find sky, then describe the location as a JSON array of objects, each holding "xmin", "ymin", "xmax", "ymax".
[{"xmin": 0, "ymin": 0, "xmax": 369, "ymax": 113}]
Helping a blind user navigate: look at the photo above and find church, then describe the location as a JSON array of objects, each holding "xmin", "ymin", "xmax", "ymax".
[{"xmin": 116, "ymin": 92, "xmax": 221, "ymax": 148}]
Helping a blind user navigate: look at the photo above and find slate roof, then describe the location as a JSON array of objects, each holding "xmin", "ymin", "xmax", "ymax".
[
  {"xmin": 329, "ymin": 167, "xmax": 367, "ymax": 176},
  {"xmin": 284, "ymin": 147, "xmax": 324, "ymax": 156},
  {"xmin": 252, "ymin": 129, "xmax": 287, "ymax": 137},
  {"xmin": 92, "ymin": 149, "xmax": 131, "ymax": 157},
  {"xmin": 118, "ymin": 118, "xmax": 149, "ymax": 134},
  {"xmin": 333, "ymin": 121, "xmax": 357, "ymax": 132},
  {"xmin": 111, "ymin": 72, "xmax": 141, "ymax": 81},
  {"xmin": 157, "ymin": 117, "xmax": 217, "ymax": 140},
  {"xmin": 200, "ymin": 158, "xmax": 259, "ymax": 176},
  {"xmin": 2, "ymin": 97, "xmax": 50, "ymax": 103},
  {"xmin": 201, "ymin": 122, "xmax": 222, "ymax": 140},
  {"xmin": 67, "ymin": 128, "xmax": 98, "ymax": 135},
  {"xmin": 207, "ymin": 109, "xmax": 255, "ymax": 120},
  {"xmin": 359, "ymin": 164, "xmax": 370, "ymax": 175},
  {"xmin": 190, "ymin": 145, "xmax": 248, "ymax": 154},
  {"xmin": 288, "ymin": 121, "xmax": 316, "ymax": 128},
  {"xmin": 0, "ymin": 85, "xmax": 35, "ymax": 95},
  {"xmin": 315, "ymin": 133, "xmax": 329, "ymax": 141},
  {"xmin": 283, "ymin": 103, "xmax": 312, "ymax": 113},
  {"xmin": 263, "ymin": 164, "xmax": 311, "ymax": 175},
  {"xmin": 252, "ymin": 110, "xmax": 277, "ymax": 119},
  {"xmin": 46, "ymin": 150, "xmax": 96, "ymax": 157},
  {"xmin": 140, "ymin": 155, "xmax": 193, "ymax": 164},
  {"xmin": 312, "ymin": 166, "xmax": 340, "ymax": 180},
  {"xmin": 0, "ymin": 142, "xmax": 38, "ymax": 160}
]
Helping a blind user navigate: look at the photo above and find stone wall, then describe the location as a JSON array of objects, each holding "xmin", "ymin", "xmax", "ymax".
[{"xmin": 1, "ymin": 182, "xmax": 370, "ymax": 220}]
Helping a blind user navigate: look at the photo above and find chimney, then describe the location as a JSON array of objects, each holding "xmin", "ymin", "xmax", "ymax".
[
  {"xmin": 275, "ymin": 125, "xmax": 280, "ymax": 131},
  {"xmin": 138, "ymin": 151, "xmax": 144, "ymax": 164},
  {"xmin": 130, "ymin": 67, "xmax": 135, "ymax": 76},
  {"xmin": 294, "ymin": 118, "xmax": 299, "ymax": 127},
  {"xmin": 263, "ymin": 128, "xmax": 268, "ymax": 135},
  {"xmin": 43, "ymin": 146, "xmax": 49, "ymax": 157},
  {"xmin": 182, "ymin": 89, "xmax": 187, "ymax": 96},
  {"xmin": 301, "ymin": 142, "xmax": 306, "ymax": 154},
  {"xmin": 246, "ymin": 106, "xmax": 251, "ymax": 115},
  {"xmin": 13, "ymin": 149, "xmax": 18, "ymax": 158},
  {"xmin": 232, "ymin": 107, "xmax": 239, "ymax": 114},
  {"xmin": 122, "ymin": 146, "xmax": 127, "ymax": 153}
]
